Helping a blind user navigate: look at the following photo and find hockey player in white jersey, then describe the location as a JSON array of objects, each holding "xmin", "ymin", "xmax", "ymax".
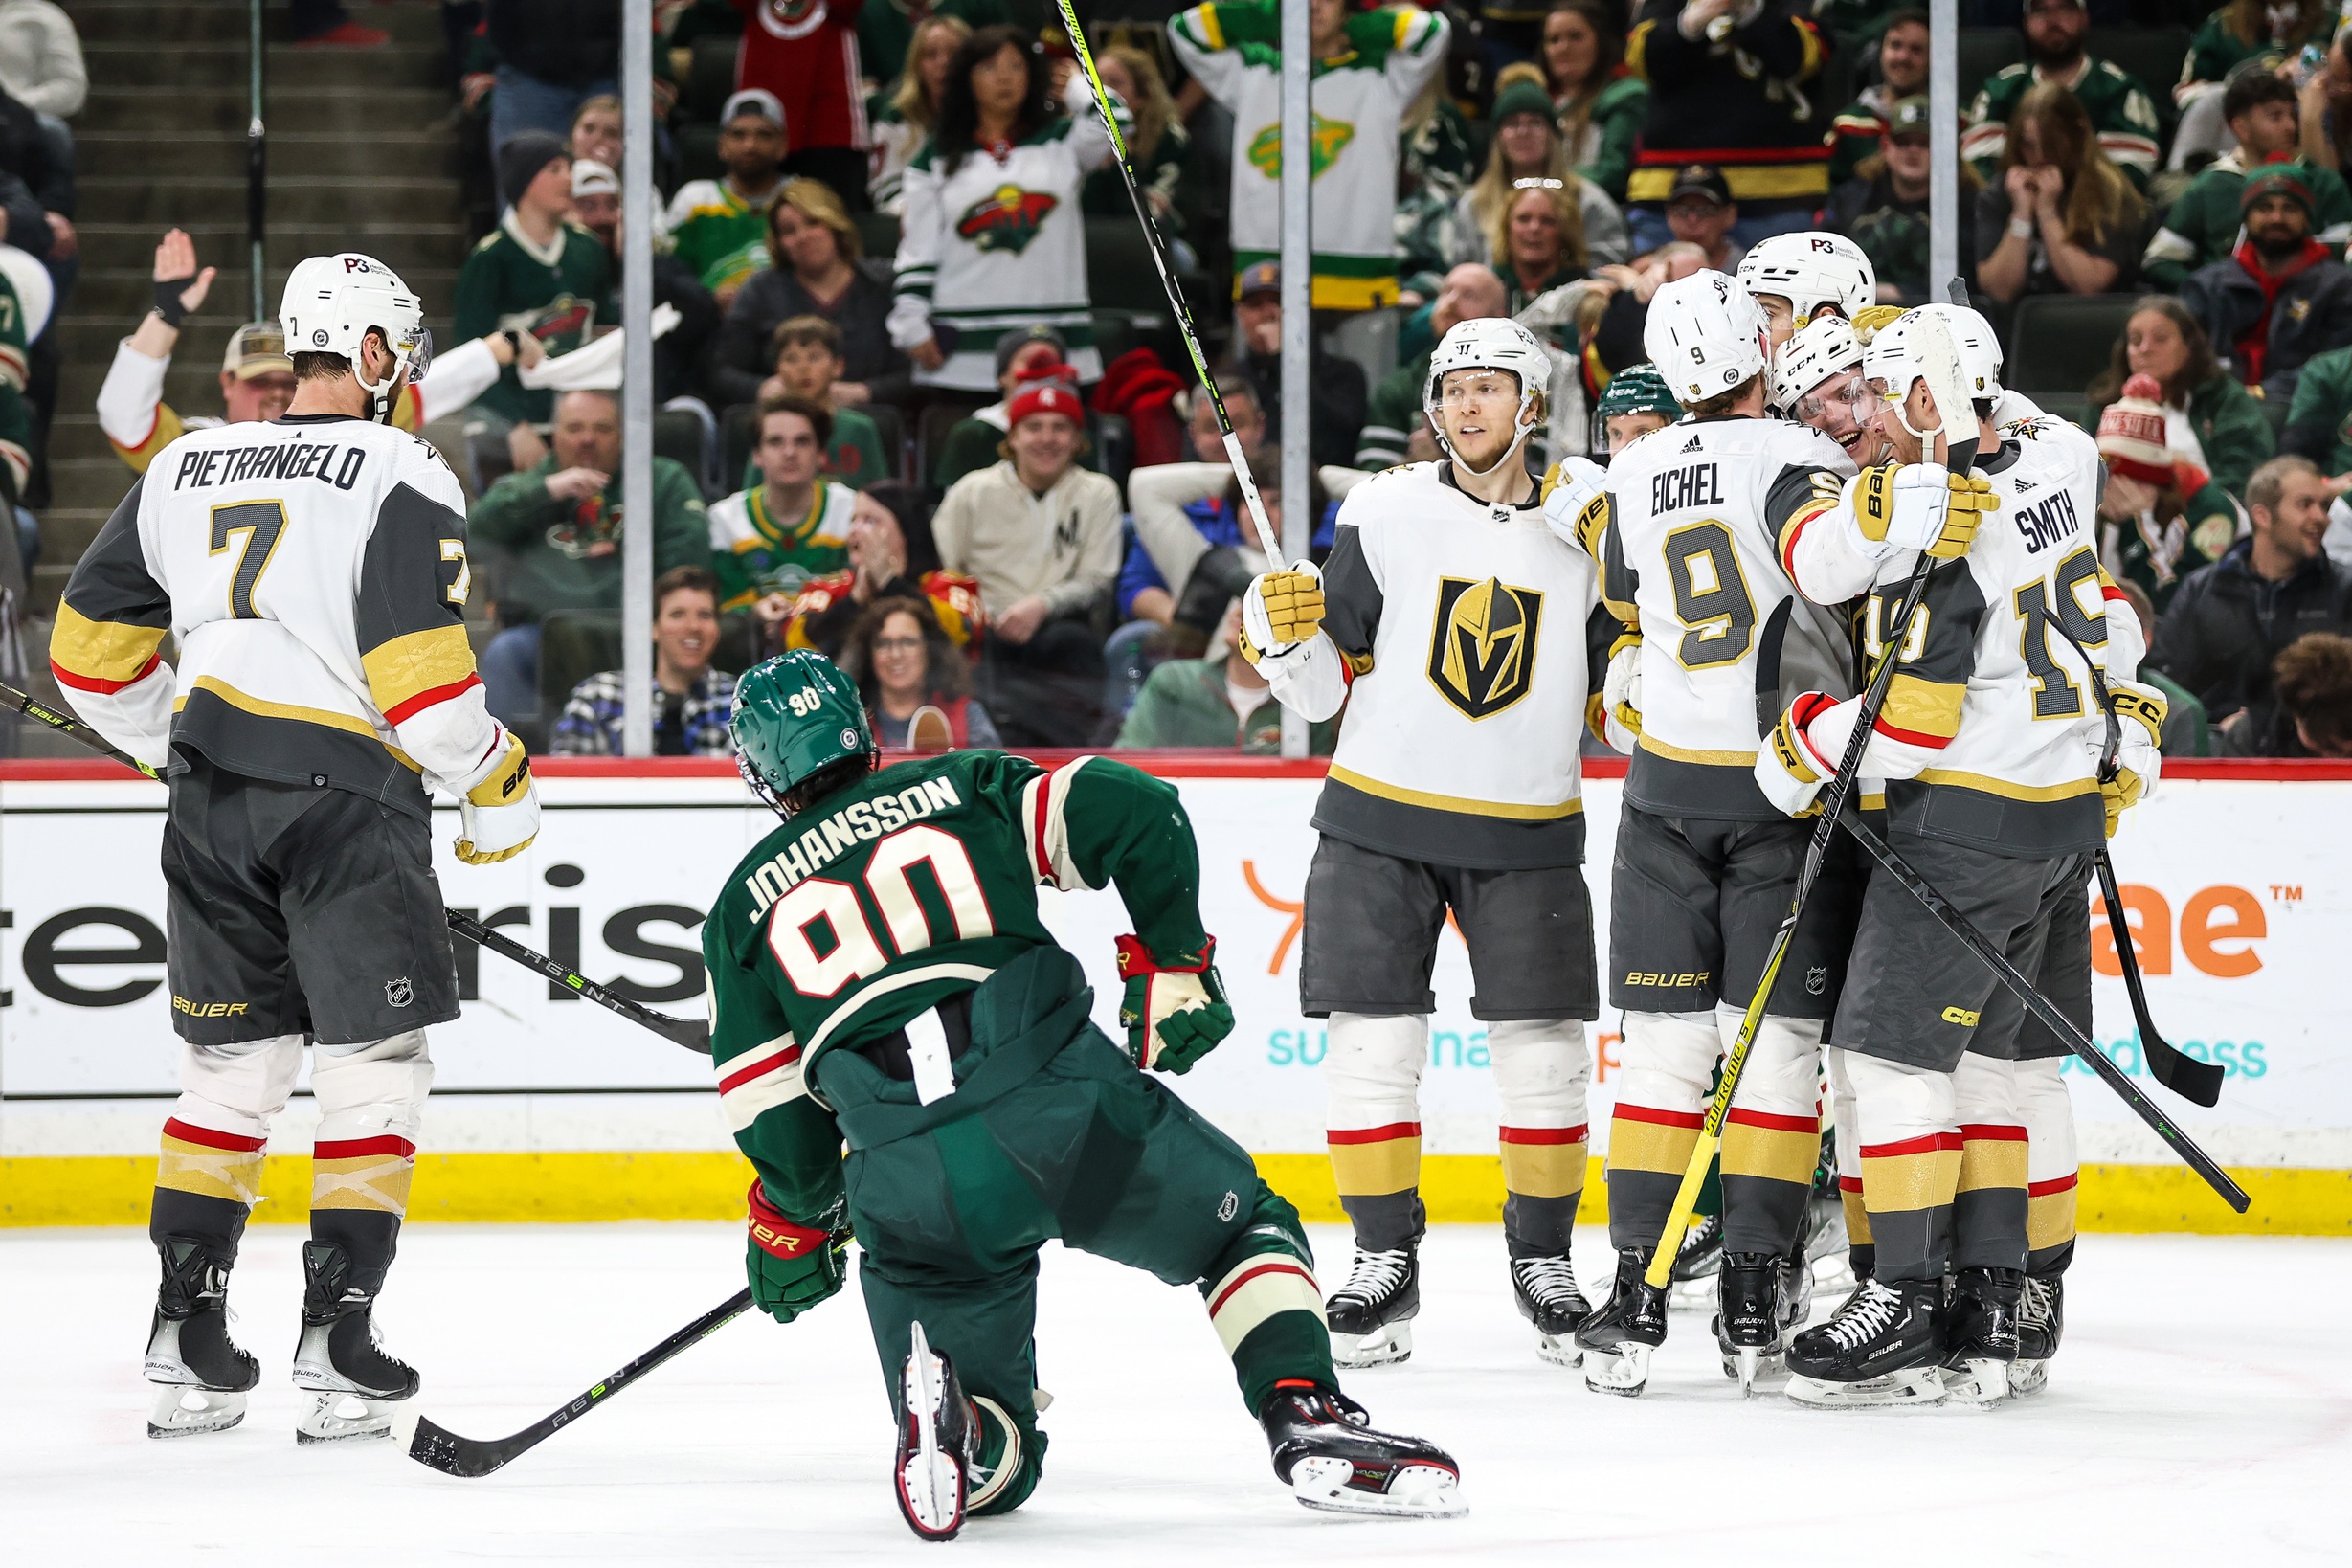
[
  {"xmin": 50, "ymin": 254, "xmax": 542, "ymax": 1442},
  {"xmin": 1772, "ymin": 314, "xmax": 1893, "ymax": 474},
  {"xmin": 1243, "ymin": 318, "xmax": 1604, "ymax": 1369},
  {"xmin": 1758, "ymin": 305, "xmax": 2157, "ymax": 1408},
  {"xmin": 1737, "ymin": 232, "xmax": 1875, "ymax": 351},
  {"xmin": 1546, "ymin": 272, "xmax": 1909, "ymax": 1396}
]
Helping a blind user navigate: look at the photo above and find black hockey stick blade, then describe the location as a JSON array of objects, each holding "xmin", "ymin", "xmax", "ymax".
[
  {"xmin": 2094, "ymin": 850, "xmax": 2224, "ymax": 1107},
  {"xmin": 400, "ymin": 1288, "xmax": 755, "ymax": 1477},
  {"xmin": 1837, "ymin": 807, "xmax": 2250, "ymax": 1212},
  {"xmin": 447, "ymin": 910, "xmax": 709, "ymax": 1055}
]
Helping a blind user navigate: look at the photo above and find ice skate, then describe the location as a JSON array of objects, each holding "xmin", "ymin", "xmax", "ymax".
[
  {"xmin": 1714, "ymin": 1252, "xmax": 1799, "ymax": 1395},
  {"xmin": 1784, "ymin": 1277, "xmax": 1946, "ymax": 1409},
  {"xmin": 1260, "ymin": 1382, "xmax": 1466, "ymax": 1519},
  {"xmin": 1509, "ymin": 1252, "xmax": 1588, "ymax": 1367},
  {"xmin": 894, "ymin": 1321, "xmax": 978, "ymax": 1542},
  {"xmin": 1800, "ymin": 1185, "xmax": 1854, "ymax": 1297},
  {"xmin": 144, "ymin": 1237, "xmax": 258, "ymax": 1439},
  {"xmin": 289, "ymin": 1241, "xmax": 417, "ymax": 1444},
  {"xmin": 1325, "ymin": 1243, "xmax": 1417, "ymax": 1368},
  {"xmin": 2012, "ymin": 1273, "xmax": 2064, "ymax": 1395},
  {"xmin": 1667, "ymin": 1211, "xmax": 1724, "ymax": 1310},
  {"xmin": 1938, "ymin": 1266, "xmax": 2023, "ymax": 1407},
  {"xmin": 1576, "ymin": 1247, "xmax": 1668, "ymax": 1396}
]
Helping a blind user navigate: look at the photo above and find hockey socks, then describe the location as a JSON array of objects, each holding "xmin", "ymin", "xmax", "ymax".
[
  {"xmin": 1198, "ymin": 1185, "xmax": 1335, "ymax": 1410},
  {"xmin": 147, "ymin": 1115, "xmax": 266, "ymax": 1439}
]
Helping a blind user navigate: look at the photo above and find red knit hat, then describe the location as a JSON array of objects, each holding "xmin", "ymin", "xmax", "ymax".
[
  {"xmin": 2096, "ymin": 373, "xmax": 2174, "ymax": 488},
  {"xmin": 1007, "ymin": 376, "xmax": 1084, "ymax": 429}
]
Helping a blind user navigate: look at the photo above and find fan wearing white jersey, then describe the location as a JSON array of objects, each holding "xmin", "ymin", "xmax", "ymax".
[
  {"xmin": 1758, "ymin": 305, "xmax": 2158, "ymax": 1409},
  {"xmin": 1541, "ymin": 272, "xmax": 1869, "ymax": 1397},
  {"xmin": 1243, "ymin": 319, "xmax": 1604, "ymax": 1370},
  {"xmin": 50, "ymin": 255, "xmax": 542, "ymax": 1445}
]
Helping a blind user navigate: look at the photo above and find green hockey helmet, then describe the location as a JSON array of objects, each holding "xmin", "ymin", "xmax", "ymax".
[{"xmin": 731, "ymin": 651, "xmax": 876, "ymax": 816}]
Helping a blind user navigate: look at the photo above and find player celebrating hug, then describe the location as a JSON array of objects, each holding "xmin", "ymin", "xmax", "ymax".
[
  {"xmin": 703, "ymin": 653, "xmax": 1462, "ymax": 1540},
  {"xmin": 1759, "ymin": 305, "xmax": 2158, "ymax": 1407}
]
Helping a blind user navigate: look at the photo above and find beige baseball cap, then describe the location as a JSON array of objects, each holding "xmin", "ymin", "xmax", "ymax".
[{"xmin": 222, "ymin": 320, "xmax": 293, "ymax": 379}]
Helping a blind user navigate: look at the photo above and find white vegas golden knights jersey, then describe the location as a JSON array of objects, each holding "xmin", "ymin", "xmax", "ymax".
[
  {"xmin": 51, "ymin": 413, "xmax": 498, "ymax": 818},
  {"xmin": 1259, "ymin": 461, "xmax": 1600, "ymax": 868},
  {"xmin": 1591, "ymin": 415, "xmax": 1859, "ymax": 819},
  {"xmin": 1784, "ymin": 412, "xmax": 2139, "ymax": 857}
]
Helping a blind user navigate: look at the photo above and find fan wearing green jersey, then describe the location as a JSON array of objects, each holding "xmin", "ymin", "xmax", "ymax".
[{"xmin": 703, "ymin": 651, "xmax": 1464, "ymax": 1541}]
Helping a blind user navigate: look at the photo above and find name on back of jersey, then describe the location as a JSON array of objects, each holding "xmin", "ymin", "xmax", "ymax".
[
  {"xmin": 2013, "ymin": 485, "xmax": 2082, "ymax": 555},
  {"xmin": 742, "ymin": 774, "xmax": 966, "ymax": 914},
  {"xmin": 169, "ymin": 435, "xmax": 369, "ymax": 493},
  {"xmin": 1650, "ymin": 460, "xmax": 1725, "ymax": 514}
]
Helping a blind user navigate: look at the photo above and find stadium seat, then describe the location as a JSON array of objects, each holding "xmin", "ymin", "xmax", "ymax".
[
  {"xmin": 653, "ymin": 408, "xmax": 711, "ymax": 497},
  {"xmin": 537, "ymin": 609, "xmax": 627, "ymax": 745},
  {"xmin": 687, "ymin": 36, "xmax": 741, "ymax": 122},
  {"xmin": 2100, "ymin": 26, "xmax": 2195, "ymax": 104},
  {"xmin": 856, "ymin": 211, "xmax": 902, "ymax": 264},
  {"xmin": 2003, "ymin": 293, "xmax": 2139, "ymax": 406},
  {"xmin": 863, "ymin": 401, "xmax": 907, "ymax": 482},
  {"xmin": 1327, "ymin": 307, "xmax": 1400, "ymax": 388},
  {"xmin": 1959, "ymin": 29, "xmax": 2025, "ymax": 103},
  {"xmin": 675, "ymin": 122, "xmax": 722, "ymax": 186}
]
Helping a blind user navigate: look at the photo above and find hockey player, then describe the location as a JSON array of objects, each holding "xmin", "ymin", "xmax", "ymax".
[
  {"xmin": 1772, "ymin": 314, "xmax": 1893, "ymax": 473},
  {"xmin": 50, "ymin": 254, "xmax": 540, "ymax": 1443},
  {"xmin": 1593, "ymin": 363, "xmax": 1682, "ymax": 456},
  {"xmin": 1243, "ymin": 318, "xmax": 1602, "ymax": 1369},
  {"xmin": 1757, "ymin": 304, "xmax": 2156, "ymax": 1408},
  {"xmin": 705, "ymin": 652, "xmax": 1462, "ymax": 1538},
  {"xmin": 1736, "ymin": 231, "xmax": 1876, "ymax": 349},
  {"xmin": 1548, "ymin": 271, "xmax": 1887, "ymax": 1396}
]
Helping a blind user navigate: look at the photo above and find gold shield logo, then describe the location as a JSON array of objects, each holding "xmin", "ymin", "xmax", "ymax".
[{"xmin": 1426, "ymin": 576, "xmax": 1544, "ymax": 719}]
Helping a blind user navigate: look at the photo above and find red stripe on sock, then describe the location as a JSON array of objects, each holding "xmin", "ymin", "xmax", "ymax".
[
  {"xmin": 2028, "ymin": 1174, "xmax": 2079, "ymax": 1197},
  {"xmin": 1612, "ymin": 1103, "xmax": 1706, "ymax": 1130},
  {"xmin": 1960, "ymin": 1123, "xmax": 2028, "ymax": 1142},
  {"xmin": 1860, "ymin": 1132, "xmax": 1962, "ymax": 1158},
  {"xmin": 1498, "ymin": 1124, "xmax": 1589, "ymax": 1144},
  {"xmin": 717, "ymin": 1043, "xmax": 801, "ymax": 1096},
  {"xmin": 162, "ymin": 1118, "xmax": 266, "ymax": 1153},
  {"xmin": 1724, "ymin": 1108, "xmax": 1820, "ymax": 1133},
  {"xmin": 1208, "ymin": 1260, "xmax": 1314, "ymax": 1318},
  {"xmin": 312, "ymin": 1135, "xmax": 415, "ymax": 1159},
  {"xmin": 1839, "ymin": 1175, "xmax": 1865, "ymax": 1193},
  {"xmin": 1327, "ymin": 1122, "xmax": 1421, "ymax": 1145}
]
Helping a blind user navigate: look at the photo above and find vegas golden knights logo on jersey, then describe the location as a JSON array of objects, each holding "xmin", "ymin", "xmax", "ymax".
[{"xmin": 1426, "ymin": 575, "xmax": 1543, "ymax": 719}]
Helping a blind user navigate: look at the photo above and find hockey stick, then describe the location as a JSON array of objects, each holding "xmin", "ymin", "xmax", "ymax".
[
  {"xmin": 1054, "ymin": 0, "xmax": 1284, "ymax": 567},
  {"xmin": 399, "ymin": 1287, "xmax": 755, "ymax": 1476},
  {"xmin": 1833, "ymin": 806, "xmax": 2250, "ymax": 1212},
  {"xmin": 0, "ymin": 680, "xmax": 708, "ymax": 1055}
]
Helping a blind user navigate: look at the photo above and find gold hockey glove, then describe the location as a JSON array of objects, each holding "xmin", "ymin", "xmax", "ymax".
[
  {"xmin": 1243, "ymin": 567, "xmax": 1326, "ymax": 652},
  {"xmin": 1851, "ymin": 465, "xmax": 1997, "ymax": 560}
]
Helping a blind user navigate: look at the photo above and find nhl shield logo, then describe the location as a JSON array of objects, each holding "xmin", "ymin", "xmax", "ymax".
[
  {"xmin": 1426, "ymin": 576, "xmax": 1544, "ymax": 720},
  {"xmin": 386, "ymin": 976, "xmax": 414, "ymax": 1008},
  {"xmin": 1805, "ymin": 966, "xmax": 1827, "ymax": 997}
]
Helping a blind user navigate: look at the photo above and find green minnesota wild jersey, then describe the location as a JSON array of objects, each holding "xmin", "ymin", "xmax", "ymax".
[{"xmin": 704, "ymin": 750, "xmax": 1209, "ymax": 1221}]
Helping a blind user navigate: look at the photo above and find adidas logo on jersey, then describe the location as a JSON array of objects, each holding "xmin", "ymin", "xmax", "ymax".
[{"xmin": 1681, "ymin": 435, "xmax": 1703, "ymax": 453}]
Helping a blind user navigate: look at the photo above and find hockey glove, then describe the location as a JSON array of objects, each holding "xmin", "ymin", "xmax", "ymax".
[
  {"xmin": 454, "ymin": 728, "xmax": 541, "ymax": 865},
  {"xmin": 2100, "ymin": 681, "xmax": 2167, "ymax": 837},
  {"xmin": 1539, "ymin": 456, "xmax": 1608, "ymax": 553},
  {"xmin": 1848, "ymin": 304, "xmax": 1907, "ymax": 345},
  {"xmin": 1602, "ymin": 629, "xmax": 1643, "ymax": 740},
  {"xmin": 1242, "ymin": 565, "xmax": 1325, "ymax": 661},
  {"xmin": 1848, "ymin": 464, "xmax": 1997, "ymax": 561},
  {"xmin": 1115, "ymin": 935, "xmax": 1234, "ymax": 1074},
  {"xmin": 745, "ymin": 1180, "xmax": 849, "ymax": 1326},
  {"xmin": 1754, "ymin": 691, "xmax": 1843, "ymax": 817}
]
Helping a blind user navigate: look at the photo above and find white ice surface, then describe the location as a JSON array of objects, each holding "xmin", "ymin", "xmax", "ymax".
[{"xmin": 6, "ymin": 1222, "xmax": 2347, "ymax": 1566}]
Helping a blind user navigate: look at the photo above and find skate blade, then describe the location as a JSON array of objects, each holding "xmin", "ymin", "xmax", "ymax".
[
  {"xmin": 1534, "ymin": 1329, "xmax": 1582, "ymax": 1369},
  {"xmin": 1328, "ymin": 1319, "xmax": 1412, "ymax": 1368},
  {"xmin": 1289, "ymin": 1456, "xmax": 1467, "ymax": 1520},
  {"xmin": 146, "ymin": 1384, "xmax": 248, "ymax": 1439},
  {"xmin": 1938, "ymin": 1357, "xmax": 2014, "ymax": 1408},
  {"xmin": 1579, "ymin": 1342, "xmax": 1651, "ymax": 1397},
  {"xmin": 1723, "ymin": 1344, "xmax": 1787, "ymax": 1395},
  {"xmin": 897, "ymin": 1324, "xmax": 965, "ymax": 1541},
  {"xmin": 2011, "ymin": 1358, "xmax": 2050, "ymax": 1396},
  {"xmin": 1785, "ymin": 1366, "xmax": 1945, "ymax": 1409},
  {"xmin": 296, "ymin": 1391, "xmax": 402, "ymax": 1444}
]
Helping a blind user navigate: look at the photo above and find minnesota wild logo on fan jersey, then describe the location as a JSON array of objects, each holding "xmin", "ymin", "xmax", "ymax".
[
  {"xmin": 955, "ymin": 186, "xmax": 1060, "ymax": 255},
  {"xmin": 501, "ymin": 294, "xmax": 596, "ymax": 358},
  {"xmin": 1426, "ymin": 576, "xmax": 1543, "ymax": 720},
  {"xmin": 1245, "ymin": 112, "xmax": 1355, "ymax": 180}
]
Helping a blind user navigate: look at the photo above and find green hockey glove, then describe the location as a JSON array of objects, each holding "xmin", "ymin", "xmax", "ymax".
[
  {"xmin": 745, "ymin": 1180, "xmax": 848, "ymax": 1325},
  {"xmin": 1115, "ymin": 934, "xmax": 1234, "ymax": 1074}
]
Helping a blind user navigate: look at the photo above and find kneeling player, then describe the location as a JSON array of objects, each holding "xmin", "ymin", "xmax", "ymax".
[{"xmin": 703, "ymin": 654, "xmax": 1463, "ymax": 1539}]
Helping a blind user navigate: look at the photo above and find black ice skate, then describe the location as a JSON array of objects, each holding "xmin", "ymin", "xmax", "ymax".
[
  {"xmin": 1784, "ymin": 1277, "xmax": 1946, "ymax": 1409},
  {"xmin": 1259, "ymin": 1382, "xmax": 1466, "ymax": 1519},
  {"xmin": 894, "ymin": 1321, "xmax": 979, "ymax": 1542},
  {"xmin": 1667, "ymin": 1211, "xmax": 1724, "ymax": 1310},
  {"xmin": 145, "ymin": 1237, "xmax": 259, "ymax": 1439},
  {"xmin": 1799, "ymin": 1181, "xmax": 1854, "ymax": 1296},
  {"xmin": 1325, "ymin": 1243, "xmax": 1418, "ymax": 1368},
  {"xmin": 1575, "ymin": 1247, "xmax": 1669, "ymax": 1397},
  {"xmin": 1938, "ymin": 1267, "xmax": 2024, "ymax": 1407},
  {"xmin": 2012, "ymin": 1273, "xmax": 2064, "ymax": 1396},
  {"xmin": 290, "ymin": 1241, "xmax": 418, "ymax": 1444},
  {"xmin": 1713, "ymin": 1252, "xmax": 1803, "ymax": 1395},
  {"xmin": 1509, "ymin": 1253, "xmax": 1589, "ymax": 1368}
]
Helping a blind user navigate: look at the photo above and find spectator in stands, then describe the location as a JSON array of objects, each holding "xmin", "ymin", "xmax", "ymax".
[
  {"xmin": 1227, "ymin": 259, "xmax": 1369, "ymax": 470},
  {"xmin": 730, "ymin": 0, "xmax": 866, "ymax": 210},
  {"xmin": 841, "ymin": 594, "xmax": 1001, "ymax": 750},
  {"xmin": 550, "ymin": 565, "xmax": 739, "ymax": 757},
  {"xmin": 0, "ymin": 0, "xmax": 81, "ymax": 155},
  {"xmin": 932, "ymin": 375, "xmax": 1120, "ymax": 746},
  {"xmin": 1453, "ymin": 66, "xmax": 1630, "ymax": 271},
  {"xmin": 2094, "ymin": 372, "xmax": 2250, "ymax": 609},
  {"xmin": 710, "ymin": 176, "xmax": 905, "ymax": 414},
  {"xmin": 1595, "ymin": 361, "xmax": 1682, "ymax": 453},
  {"xmin": 1117, "ymin": 600, "xmax": 1334, "ymax": 753},
  {"xmin": 470, "ymin": 388, "xmax": 713, "ymax": 728},
  {"xmin": 663, "ymin": 89, "xmax": 788, "ymax": 308},
  {"xmin": 453, "ymin": 133, "xmax": 615, "ymax": 473},
  {"xmin": 2182, "ymin": 167, "xmax": 2352, "ymax": 411},
  {"xmin": 744, "ymin": 315, "xmax": 890, "ymax": 489},
  {"xmin": 568, "ymin": 93, "xmax": 621, "ymax": 173},
  {"xmin": 2277, "ymin": 334, "xmax": 2352, "ymax": 481},
  {"xmin": 1826, "ymin": 8, "xmax": 1928, "ymax": 188},
  {"xmin": 1542, "ymin": 0, "xmax": 1647, "ymax": 205},
  {"xmin": 932, "ymin": 327, "xmax": 1073, "ymax": 488},
  {"xmin": 1173, "ymin": 0, "xmax": 1448, "ymax": 311},
  {"xmin": 861, "ymin": 0, "xmax": 1007, "ymax": 98},
  {"xmin": 1119, "ymin": 386, "xmax": 1265, "ymax": 627},
  {"xmin": 779, "ymin": 482, "xmax": 985, "ymax": 657},
  {"xmin": 869, "ymin": 13, "xmax": 970, "ymax": 216},
  {"xmin": 2094, "ymin": 294, "xmax": 2275, "ymax": 502},
  {"xmin": 1976, "ymin": 83, "xmax": 2149, "ymax": 306},
  {"xmin": 1623, "ymin": 0, "xmax": 1829, "ymax": 255},
  {"xmin": 1360, "ymin": 262, "xmax": 1511, "ymax": 467},
  {"xmin": 1828, "ymin": 96, "xmax": 1980, "ymax": 308},
  {"xmin": 2147, "ymin": 71, "xmax": 2352, "ymax": 294},
  {"xmin": 1655, "ymin": 164, "xmax": 1742, "ymax": 273},
  {"xmin": 1124, "ymin": 450, "xmax": 1337, "ymax": 651},
  {"xmin": 1493, "ymin": 179, "xmax": 1591, "ymax": 311},
  {"xmin": 2219, "ymin": 629, "xmax": 2352, "ymax": 754},
  {"xmin": 570, "ymin": 159, "xmax": 721, "ymax": 407},
  {"xmin": 483, "ymin": 0, "xmax": 621, "ymax": 175},
  {"xmin": 2150, "ymin": 454, "xmax": 2352, "ymax": 741},
  {"xmin": 2298, "ymin": 26, "xmax": 2352, "ymax": 173},
  {"xmin": 288, "ymin": 0, "xmax": 386, "ymax": 51},
  {"xmin": 1081, "ymin": 42, "xmax": 1198, "ymax": 250},
  {"xmin": 890, "ymin": 24, "xmax": 1115, "ymax": 392},
  {"xmin": 709, "ymin": 392, "xmax": 856, "ymax": 623},
  {"xmin": 1962, "ymin": 0, "xmax": 2162, "ymax": 191},
  {"xmin": 2116, "ymin": 578, "xmax": 2211, "ymax": 755},
  {"xmin": 2175, "ymin": 1, "xmax": 2336, "ymax": 170}
]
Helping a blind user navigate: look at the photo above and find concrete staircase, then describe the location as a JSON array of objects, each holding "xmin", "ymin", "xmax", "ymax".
[{"xmin": 39, "ymin": 0, "xmax": 470, "ymax": 616}]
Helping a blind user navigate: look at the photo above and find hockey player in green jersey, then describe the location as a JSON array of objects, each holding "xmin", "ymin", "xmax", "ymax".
[{"xmin": 703, "ymin": 651, "xmax": 1465, "ymax": 1541}]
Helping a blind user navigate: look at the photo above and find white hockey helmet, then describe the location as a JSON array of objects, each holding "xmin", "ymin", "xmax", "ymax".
[
  {"xmin": 1645, "ymin": 270, "xmax": 1771, "ymax": 404},
  {"xmin": 1736, "ymin": 232, "xmax": 1875, "ymax": 325},
  {"xmin": 1769, "ymin": 313, "xmax": 1865, "ymax": 413},
  {"xmin": 1422, "ymin": 315, "xmax": 1551, "ymax": 475},
  {"xmin": 1862, "ymin": 304, "xmax": 2004, "ymax": 442},
  {"xmin": 279, "ymin": 252, "xmax": 430, "ymax": 420}
]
